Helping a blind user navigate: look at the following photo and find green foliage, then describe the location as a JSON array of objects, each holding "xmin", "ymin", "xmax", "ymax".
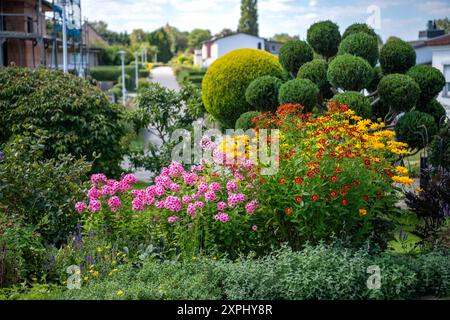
[
  {"xmin": 297, "ymin": 59, "xmax": 330, "ymax": 96},
  {"xmin": 417, "ymin": 99, "xmax": 447, "ymax": 128},
  {"xmin": 90, "ymin": 65, "xmax": 134, "ymax": 82},
  {"xmin": 378, "ymin": 73, "xmax": 420, "ymax": 113},
  {"xmin": 138, "ymin": 69, "xmax": 150, "ymax": 78},
  {"xmin": 187, "ymin": 29, "xmax": 211, "ymax": 49},
  {"xmin": 237, "ymin": 0, "xmax": 259, "ymax": 36},
  {"xmin": 0, "ymin": 67, "xmax": 129, "ymax": 176},
  {"xmin": 279, "ymin": 40, "xmax": 314, "ymax": 76},
  {"xmin": 245, "ymin": 76, "xmax": 283, "ymax": 112},
  {"xmin": 137, "ymin": 78, "xmax": 151, "ymax": 90},
  {"xmin": 380, "ymin": 37, "xmax": 416, "ymax": 74},
  {"xmin": 332, "ymin": 91, "xmax": 372, "ymax": 118},
  {"xmin": 148, "ymin": 27, "xmax": 173, "ymax": 63},
  {"xmin": 342, "ymin": 23, "xmax": 378, "ymax": 40},
  {"xmin": 278, "ymin": 79, "xmax": 320, "ymax": 111},
  {"xmin": 395, "ymin": 111, "xmax": 439, "ymax": 150},
  {"xmin": 429, "ymin": 125, "xmax": 450, "ymax": 171},
  {"xmin": 100, "ymin": 46, "xmax": 133, "ymax": 66},
  {"xmin": 202, "ymin": 49, "xmax": 284, "ymax": 127},
  {"xmin": 338, "ymin": 32, "xmax": 379, "ymax": 67},
  {"xmin": 406, "ymin": 65, "xmax": 446, "ymax": 103},
  {"xmin": 367, "ymin": 66, "xmax": 383, "ymax": 93},
  {"xmin": 118, "ymin": 74, "xmax": 132, "ymax": 91},
  {"xmin": 327, "ymin": 54, "xmax": 373, "ymax": 91},
  {"xmin": 306, "ymin": 20, "xmax": 341, "ymax": 59},
  {"xmin": 235, "ymin": 111, "xmax": 261, "ymax": 130}
]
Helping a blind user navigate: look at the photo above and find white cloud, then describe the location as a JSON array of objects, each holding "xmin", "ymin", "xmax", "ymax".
[{"xmin": 416, "ymin": 1, "xmax": 450, "ymax": 15}]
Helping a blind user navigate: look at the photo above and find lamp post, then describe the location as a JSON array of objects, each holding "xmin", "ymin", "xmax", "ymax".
[
  {"xmin": 135, "ymin": 51, "xmax": 139, "ymax": 90},
  {"xmin": 119, "ymin": 50, "xmax": 127, "ymax": 106},
  {"xmin": 61, "ymin": 0, "xmax": 68, "ymax": 73}
]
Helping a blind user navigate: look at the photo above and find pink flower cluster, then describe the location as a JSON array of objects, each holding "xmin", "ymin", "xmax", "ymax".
[{"xmin": 214, "ymin": 212, "xmax": 230, "ymax": 223}]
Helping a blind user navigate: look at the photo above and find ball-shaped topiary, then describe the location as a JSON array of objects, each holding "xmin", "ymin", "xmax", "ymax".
[
  {"xmin": 297, "ymin": 59, "xmax": 330, "ymax": 93},
  {"xmin": 307, "ymin": 20, "xmax": 341, "ymax": 59},
  {"xmin": 338, "ymin": 32, "xmax": 379, "ymax": 67},
  {"xmin": 235, "ymin": 111, "xmax": 262, "ymax": 131},
  {"xmin": 202, "ymin": 49, "xmax": 284, "ymax": 127},
  {"xmin": 395, "ymin": 111, "xmax": 438, "ymax": 150},
  {"xmin": 429, "ymin": 126, "xmax": 450, "ymax": 171},
  {"xmin": 245, "ymin": 76, "xmax": 283, "ymax": 112},
  {"xmin": 417, "ymin": 99, "xmax": 447, "ymax": 127},
  {"xmin": 278, "ymin": 79, "xmax": 320, "ymax": 111},
  {"xmin": 278, "ymin": 40, "xmax": 314, "ymax": 76},
  {"xmin": 327, "ymin": 54, "xmax": 373, "ymax": 91},
  {"xmin": 367, "ymin": 66, "xmax": 383, "ymax": 93},
  {"xmin": 406, "ymin": 65, "xmax": 446, "ymax": 103},
  {"xmin": 379, "ymin": 37, "xmax": 416, "ymax": 74},
  {"xmin": 331, "ymin": 91, "xmax": 372, "ymax": 118},
  {"xmin": 342, "ymin": 23, "xmax": 378, "ymax": 40},
  {"xmin": 377, "ymin": 73, "xmax": 420, "ymax": 113}
]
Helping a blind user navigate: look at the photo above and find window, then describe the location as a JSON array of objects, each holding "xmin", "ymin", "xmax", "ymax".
[
  {"xmin": 257, "ymin": 42, "xmax": 262, "ymax": 50},
  {"xmin": 444, "ymin": 65, "xmax": 450, "ymax": 97}
]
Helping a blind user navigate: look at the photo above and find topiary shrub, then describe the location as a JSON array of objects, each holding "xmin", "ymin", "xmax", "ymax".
[
  {"xmin": 380, "ymin": 37, "xmax": 416, "ymax": 74},
  {"xmin": 278, "ymin": 79, "xmax": 319, "ymax": 111},
  {"xmin": 367, "ymin": 66, "xmax": 383, "ymax": 93},
  {"xmin": 202, "ymin": 49, "xmax": 284, "ymax": 127},
  {"xmin": 331, "ymin": 91, "xmax": 372, "ymax": 118},
  {"xmin": 377, "ymin": 73, "xmax": 420, "ymax": 113},
  {"xmin": 235, "ymin": 111, "xmax": 262, "ymax": 130},
  {"xmin": 406, "ymin": 65, "xmax": 446, "ymax": 103},
  {"xmin": 245, "ymin": 76, "xmax": 283, "ymax": 112},
  {"xmin": 338, "ymin": 32, "xmax": 379, "ymax": 67},
  {"xmin": 306, "ymin": 20, "xmax": 341, "ymax": 60},
  {"xmin": 278, "ymin": 40, "xmax": 314, "ymax": 76},
  {"xmin": 297, "ymin": 59, "xmax": 330, "ymax": 97},
  {"xmin": 429, "ymin": 126, "xmax": 450, "ymax": 171},
  {"xmin": 342, "ymin": 23, "xmax": 378, "ymax": 40},
  {"xmin": 417, "ymin": 99, "xmax": 447, "ymax": 127},
  {"xmin": 327, "ymin": 54, "xmax": 373, "ymax": 91},
  {"xmin": 0, "ymin": 67, "xmax": 129, "ymax": 176},
  {"xmin": 395, "ymin": 111, "xmax": 438, "ymax": 150}
]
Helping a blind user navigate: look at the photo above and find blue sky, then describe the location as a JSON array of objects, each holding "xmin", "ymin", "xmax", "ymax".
[{"xmin": 82, "ymin": 0, "xmax": 450, "ymax": 41}]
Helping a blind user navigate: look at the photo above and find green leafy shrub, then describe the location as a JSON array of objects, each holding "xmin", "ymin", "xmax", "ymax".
[
  {"xmin": 338, "ymin": 32, "xmax": 379, "ymax": 67},
  {"xmin": 367, "ymin": 66, "xmax": 383, "ymax": 93},
  {"xmin": 395, "ymin": 111, "xmax": 439, "ymax": 150},
  {"xmin": 90, "ymin": 65, "xmax": 134, "ymax": 82},
  {"xmin": 245, "ymin": 76, "xmax": 283, "ymax": 112},
  {"xmin": 109, "ymin": 84, "xmax": 123, "ymax": 98},
  {"xmin": 297, "ymin": 59, "xmax": 331, "ymax": 97},
  {"xmin": 137, "ymin": 78, "xmax": 151, "ymax": 90},
  {"xmin": 202, "ymin": 49, "xmax": 284, "ymax": 127},
  {"xmin": 138, "ymin": 69, "xmax": 150, "ymax": 78},
  {"xmin": 417, "ymin": 99, "xmax": 447, "ymax": 127},
  {"xmin": 406, "ymin": 65, "xmax": 446, "ymax": 103},
  {"xmin": 331, "ymin": 91, "xmax": 372, "ymax": 118},
  {"xmin": 327, "ymin": 54, "xmax": 373, "ymax": 91},
  {"xmin": 118, "ymin": 74, "xmax": 132, "ymax": 91},
  {"xmin": 278, "ymin": 40, "xmax": 314, "ymax": 76},
  {"xmin": 429, "ymin": 125, "xmax": 450, "ymax": 171},
  {"xmin": 306, "ymin": 20, "xmax": 341, "ymax": 59},
  {"xmin": 342, "ymin": 23, "xmax": 378, "ymax": 40},
  {"xmin": 380, "ymin": 37, "xmax": 416, "ymax": 74},
  {"xmin": 278, "ymin": 79, "xmax": 319, "ymax": 111},
  {"xmin": 235, "ymin": 111, "xmax": 261, "ymax": 130},
  {"xmin": 378, "ymin": 73, "xmax": 420, "ymax": 113}
]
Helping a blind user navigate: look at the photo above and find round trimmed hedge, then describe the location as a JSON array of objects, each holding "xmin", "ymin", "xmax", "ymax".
[
  {"xmin": 338, "ymin": 32, "xmax": 379, "ymax": 67},
  {"xmin": 429, "ymin": 126, "xmax": 450, "ymax": 171},
  {"xmin": 306, "ymin": 20, "xmax": 341, "ymax": 59},
  {"xmin": 245, "ymin": 76, "xmax": 283, "ymax": 112},
  {"xmin": 406, "ymin": 65, "xmax": 446, "ymax": 103},
  {"xmin": 331, "ymin": 91, "xmax": 372, "ymax": 118},
  {"xmin": 279, "ymin": 40, "xmax": 314, "ymax": 76},
  {"xmin": 395, "ymin": 111, "xmax": 438, "ymax": 150},
  {"xmin": 297, "ymin": 59, "xmax": 330, "ymax": 94},
  {"xmin": 235, "ymin": 111, "xmax": 262, "ymax": 131},
  {"xmin": 417, "ymin": 99, "xmax": 447, "ymax": 127},
  {"xmin": 278, "ymin": 79, "xmax": 319, "ymax": 111},
  {"xmin": 202, "ymin": 49, "xmax": 284, "ymax": 127},
  {"xmin": 327, "ymin": 54, "xmax": 373, "ymax": 91},
  {"xmin": 380, "ymin": 37, "xmax": 416, "ymax": 74},
  {"xmin": 342, "ymin": 23, "xmax": 378, "ymax": 40},
  {"xmin": 378, "ymin": 73, "xmax": 420, "ymax": 112}
]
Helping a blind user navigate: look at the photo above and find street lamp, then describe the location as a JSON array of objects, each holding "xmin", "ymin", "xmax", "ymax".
[
  {"xmin": 61, "ymin": 0, "xmax": 68, "ymax": 73},
  {"xmin": 119, "ymin": 50, "xmax": 127, "ymax": 106},
  {"xmin": 135, "ymin": 51, "xmax": 139, "ymax": 90}
]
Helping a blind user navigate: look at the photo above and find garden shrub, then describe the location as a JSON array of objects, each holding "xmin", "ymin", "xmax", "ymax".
[
  {"xmin": 380, "ymin": 37, "xmax": 416, "ymax": 74},
  {"xmin": 90, "ymin": 65, "xmax": 134, "ymax": 82},
  {"xmin": 278, "ymin": 40, "xmax": 314, "ymax": 76},
  {"xmin": 331, "ymin": 91, "xmax": 372, "ymax": 118},
  {"xmin": 202, "ymin": 49, "xmax": 284, "ymax": 127},
  {"xmin": 338, "ymin": 32, "xmax": 379, "ymax": 67},
  {"xmin": 245, "ymin": 76, "xmax": 283, "ymax": 112},
  {"xmin": 417, "ymin": 99, "xmax": 447, "ymax": 127},
  {"xmin": 138, "ymin": 78, "xmax": 151, "ymax": 90},
  {"xmin": 395, "ymin": 111, "xmax": 438, "ymax": 150},
  {"xmin": 406, "ymin": 65, "xmax": 446, "ymax": 104},
  {"xmin": 118, "ymin": 74, "xmax": 132, "ymax": 91},
  {"xmin": 429, "ymin": 125, "xmax": 450, "ymax": 171},
  {"xmin": 377, "ymin": 73, "xmax": 420, "ymax": 113},
  {"xmin": 342, "ymin": 23, "xmax": 378, "ymax": 41},
  {"xmin": 278, "ymin": 79, "xmax": 320, "ymax": 111},
  {"xmin": 138, "ymin": 69, "xmax": 150, "ymax": 78},
  {"xmin": 367, "ymin": 66, "xmax": 383, "ymax": 93},
  {"xmin": 327, "ymin": 54, "xmax": 373, "ymax": 91},
  {"xmin": 235, "ymin": 111, "xmax": 262, "ymax": 130},
  {"xmin": 306, "ymin": 20, "xmax": 341, "ymax": 60},
  {"xmin": 0, "ymin": 67, "xmax": 130, "ymax": 176},
  {"xmin": 297, "ymin": 59, "xmax": 331, "ymax": 98},
  {"xmin": 109, "ymin": 84, "xmax": 123, "ymax": 98}
]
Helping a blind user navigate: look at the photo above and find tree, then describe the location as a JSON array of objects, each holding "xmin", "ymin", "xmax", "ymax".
[
  {"xmin": 130, "ymin": 29, "xmax": 146, "ymax": 48},
  {"xmin": 148, "ymin": 28, "xmax": 173, "ymax": 63},
  {"xmin": 271, "ymin": 33, "xmax": 300, "ymax": 43},
  {"xmin": 215, "ymin": 28, "xmax": 235, "ymax": 38},
  {"xmin": 237, "ymin": 0, "xmax": 259, "ymax": 36},
  {"xmin": 88, "ymin": 20, "xmax": 130, "ymax": 46},
  {"xmin": 188, "ymin": 29, "xmax": 212, "ymax": 49},
  {"xmin": 435, "ymin": 17, "xmax": 450, "ymax": 33}
]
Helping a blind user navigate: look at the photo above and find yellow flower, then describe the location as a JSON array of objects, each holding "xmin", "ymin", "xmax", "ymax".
[
  {"xmin": 117, "ymin": 290, "xmax": 124, "ymax": 296},
  {"xmin": 395, "ymin": 166, "xmax": 409, "ymax": 175},
  {"xmin": 415, "ymin": 187, "xmax": 423, "ymax": 193},
  {"xmin": 359, "ymin": 209, "xmax": 368, "ymax": 216},
  {"xmin": 84, "ymin": 276, "xmax": 89, "ymax": 281},
  {"xmin": 392, "ymin": 175, "xmax": 414, "ymax": 186},
  {"xmin": 93, "ymin": 271, "xmax": 99, "ymax": 277}
]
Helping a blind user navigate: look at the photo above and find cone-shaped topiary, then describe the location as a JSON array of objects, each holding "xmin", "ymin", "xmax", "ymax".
[
  {"xmin": 202, "ymin": 49, "xmax": 284, "ymax": 127},
  {"xmin": 380, "ymin": 37, "xmax": 416, "ymax": 74},
  {"xmin": 395, "ymin": 111, "xmax": 438, "ymax": 150},
  {"xmin": 307, "ymin": 20, "xmax": 341, "ymax": 60},
  {"xmin": 297, "ymin": 59, "xmax": 330, "ymax": 96},
  {"xmin": 278, "ymin": 79, "xmax": 320, "ymax": 111},
  {"xmin": 429, "ymin": 125, "xmax": 450, "ymax": 171},
  {"xmin": 378, "ymin": 73, "xmax": 420, "ymax": 113},
  {"xmin": 235, "ymin": 111, "xmax": 262, "ymax": 130},
  {"xmin": 342, "ymin": 23, "xmax": 378, "ymax": 40},
  {"xmin": 331, "ymin": 91, "xmax": 372, "ymax": 118},
  {"xmin": 327, "ymin": 54, "xmax": 373, "ymax": 91},
  {"xmin": 279, "ymin": 40, "xmax": 314, "ymax": 76},
  {"xmin": 245, "ymin": 76, "xmax": 283, "ymax": 112},
  {"xmin": 406, "ymin": 65, "xmax": 446, "ymax": 104},
  {"xmin": 417, "ymin": 99, "xmax": 447, "ymax": 128},
  {"xmin": 338, "ymin": 32, "xmax": 379, "ymax": 67}
]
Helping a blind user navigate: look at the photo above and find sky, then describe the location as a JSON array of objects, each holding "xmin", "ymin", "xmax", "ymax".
[{"xmin": 81, "ymin": 0, "xmax": 450, "ymax": 41}]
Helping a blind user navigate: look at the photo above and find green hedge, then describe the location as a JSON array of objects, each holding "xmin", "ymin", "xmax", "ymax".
[{"xmin": 90, "ymin": 65, "xmax": 135, "ymax": 82}]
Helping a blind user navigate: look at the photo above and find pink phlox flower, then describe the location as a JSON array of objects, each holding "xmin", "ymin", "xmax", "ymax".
[
  {"xmin": 245, "ymin": 200, "xmax": 258, "ymax": 214},
  {"xmin": 214, "ymin": 212, "xmax": 229, "ymax": 223},
  {"xmin": 164, "ymin": 196, "xmax": 182, "ymax": 212},
  {"xmin": 88, "ymin": 187, "xmax": 102, "ymax": 200},
  {"xmin": 182, "ymin": 196, "xmax": 192, "ymax": 204},
  {"xmin": 205, "ymin": 191, "xmax": 217, "ymax": 202},
  {"xmin": 217, "ymin": 201, "xmax": 227, "ymax": 211},
  {"xmin": 168, "ymin": 216, "xmax": 178, "ymax": 223},
  {"xmin": 122, "ymin": 174, "xmax": 137, "ymax": 184},
  {"xmin": 88, "ymin": 199, "xmax": 101, "ymax": 212},
  {"xmin": 75, "ymin": 201, "xmax": 87, "ymax": 213}
]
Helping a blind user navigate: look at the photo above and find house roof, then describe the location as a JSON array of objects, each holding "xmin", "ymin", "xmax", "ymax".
[
  {"xmin": 203, "ymin": 32, "xmax": 264, "ymax": 44},
  {"xmin": 425, "ymin": 33, "xmax": 450, "ymax": 46}
]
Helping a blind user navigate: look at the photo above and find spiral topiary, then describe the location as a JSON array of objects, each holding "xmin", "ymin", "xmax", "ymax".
[
  {"xmin": 342, "ymin": 23, "xmax": 378, "ymax": 40},
  {"xmin": 327, "ymin": 54, "xmax": 373, "ymax": 91},
  {"xmin": 307, "ymin": 20, "xmax": 341, "ymax": 59},
  {"xmin": 377, "ymin": 73, "xmax": 420, "ymax": 113},
  {"xmin": 245, "ymin": 76, "xmax": 283, "ymax": 112},
  {"xmin": 406, "ymin": 65, "xmax": 446, "ymax": 103},
  {"xmin": 331, "ymin": 91, "xmax": 372, "ymax": 118},
  {"xmin": 379, "ymin": 37, "xmax": 416, "ymax": 74},
  {"xmin": 297, "ymin": 59, "xmax": 330, "ymax": 95},
  {"xmin": 235, "ymin": 111, "xmax": 262, "ymax": 130},
  {"xmin": 278, "ymin": 79, "xmax": 319, "ymax": 111},
  {"xmin": 429, "ymin": 126, "xmax": 450, "ymax": 171},
  {"xmin": 202, "ymin": 49, "xmax": 284, "ymax": 127},
  {"xmin": 395, "ymin": 111, "xmax": 438, "ymax": 150},
  {"xmin": 338, "ymin": 32, "xmax": 379, "ymax": 67},
  {"xmin": 417, "ymin": 99, "xmax": 447, "ymax": 128},
  {"xmin": 278, "ymin": 40, "xmax": 314, "ymax": 76}
]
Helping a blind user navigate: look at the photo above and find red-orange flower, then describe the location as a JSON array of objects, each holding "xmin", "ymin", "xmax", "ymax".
[
  {"xmin": 307, "ymin": 171, "xmax": 315, "ymax": 178},
  {"xmin": 295, "ymin": 196, "xmax": 303, "ymax": 203},
  {"xmin": 329, "ymin": 190, "xmax": 338, "ymax": 198},
  {"xmin": 313, "ymin": 167, "xmax": 320, "ymax": 173},
  {"xmin": 285, "ymin": 207, "xmax": 293, "ymax": 216},
  {"xmin": 364, "ymin": 159, "xmax": 371, "ymax": 166},
  {"xmin": 279, "ymin": 178, "xmax": 286, "ymax": 184},
  {"xmin": 289, "ymin": 149, "xmax": 296, "ymax": 155},
  {"xmin": 343, "ymin": 184, "xmax": 351, "ymax": 191},
  {"xmin": 352, "ymin": 180, "xmax": 360, "ymax": 187},
  {"xmin": 339, "ymin": 189, "xmax": 347, "ymax": 196},
  {"xmin": 342, "ymin": 198, "xmax": 349, "ymax": 206},
  {"xmin": 330, "ymin": 175, "xmax": 338, "ymax": 182},
  {"xmin": 311, "ymin": 194, "xmax": 319, "ymax": 202},
  {"xmin": 362, "ymin": 195, "xmax": 369, "ymax": 202},
  {"xmin": 294, "ymin": 177, "xmax": 304, "ymax": 184}
]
